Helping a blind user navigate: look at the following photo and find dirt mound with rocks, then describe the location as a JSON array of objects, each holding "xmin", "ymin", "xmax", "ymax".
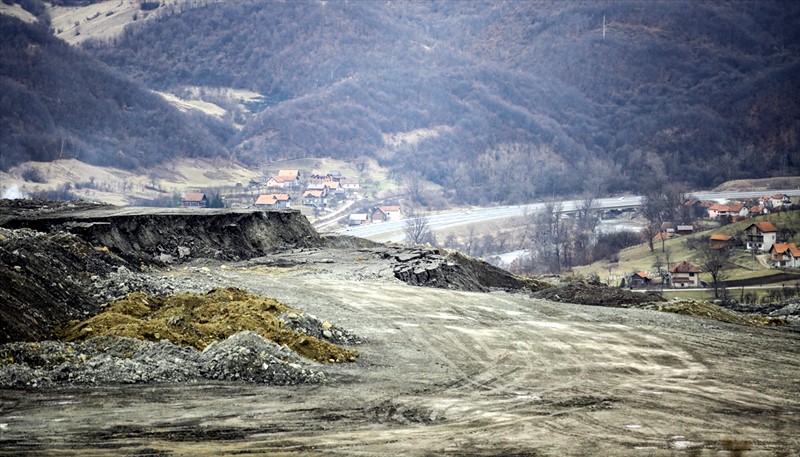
[
  {"xmin": 532, "ymin": 282, "xmax": 666, "ymax": 307},
  {"xmin": 57, "ymin": 288, "xmax": 358, "ymax": 364},
  {"xmin": 387, "ymin": 247, "xmax": 546, "ymax": 292},
  {"xmin": 645, "ymin": 299, "xmax": 788, "ymax": 327},
  {"xmin": 0, "ymin": 331, "xmax": 326, "ymax": 388}
]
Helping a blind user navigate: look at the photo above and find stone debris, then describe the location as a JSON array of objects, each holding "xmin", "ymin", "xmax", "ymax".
[
  {"xmin": 57, "ymin": 288, "xmax": 359, "ymax": 364},
  {"xmin": 0, "ymin": 332, "xmax": 325, "ymax": 388}
]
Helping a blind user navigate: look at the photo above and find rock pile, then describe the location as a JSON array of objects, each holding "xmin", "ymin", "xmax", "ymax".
[
  {"xmin": 58, "ymin": 288, "xmax": 359, "ymax": 363},
  {"xmin": 0, "ymin": 332, "xmax": 325, "ymax": 388},
  {"xmin": 386, "ymin": 247, "xmax": 544, "ymax": 292}
]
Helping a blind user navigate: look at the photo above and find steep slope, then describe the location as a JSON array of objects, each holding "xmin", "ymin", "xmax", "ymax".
[
  {"xmin": 3, "ymin": 1, "xmax": 799, "ymax": 202},
  {"xmin": 0, "ymin": 14, "xmax": 232, "ymax": 171},
  {"xmin": 86, "ymin": 0, "xmax": 800, "ymax": 201}
]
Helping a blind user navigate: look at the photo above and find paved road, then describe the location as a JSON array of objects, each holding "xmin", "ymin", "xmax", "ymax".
[{"xmin": 333, "ymin": 189, "xmax": 800, "ymax": 243}]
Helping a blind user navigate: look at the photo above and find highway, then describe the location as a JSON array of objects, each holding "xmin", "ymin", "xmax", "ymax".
[{"xmin": 331, "ymin": 189, "xmax": 800, "ymax": 243}]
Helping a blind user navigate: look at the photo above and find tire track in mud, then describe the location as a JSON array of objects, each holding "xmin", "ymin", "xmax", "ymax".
[{"xmin": 8, "ymin": 270, "xmax": 798, "ymax": 456}]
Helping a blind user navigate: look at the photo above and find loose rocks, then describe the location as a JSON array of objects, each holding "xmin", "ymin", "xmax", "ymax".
[{"xmin": 0, "ymin": 332, "xmax": 325, "ymax": 388}]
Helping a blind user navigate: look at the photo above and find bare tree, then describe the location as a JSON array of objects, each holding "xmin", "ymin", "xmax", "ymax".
[
  {"xmin": 401, "ymin": 171, "xmax": 425, "ymax": 207},
  {"xmin": 404, "ymin": 211, "xmax": 432, "ymax": 245},
  {"xmin": 698, "ymin": 244, "xmax": 731, "ymax": 299}
]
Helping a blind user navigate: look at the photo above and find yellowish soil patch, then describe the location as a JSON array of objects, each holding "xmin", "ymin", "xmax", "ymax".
[
  {"xmin": 57, "ymin": 288, "xmax": 358, "ymax": 363},
  {"xmin": 657, "ymin": 300, "xmax": 786, "ymax": 327}
]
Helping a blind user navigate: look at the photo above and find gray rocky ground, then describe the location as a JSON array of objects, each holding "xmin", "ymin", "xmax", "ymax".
[{"xmin": 1, "ymin": 203, "xmax": 798, "ymax": 455}]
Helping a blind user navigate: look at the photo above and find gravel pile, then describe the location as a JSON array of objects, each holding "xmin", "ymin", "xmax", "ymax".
[
  {"xmin": 0, "ymin": 331, "xmax": 325, "ymax": 388},
  {"xmin": 199, "ymin": 331, "xmax": 325, "ymax": 384},
  {"xmin": 90, "ymin": 265, "xmax": 228, "ymax": 304},
  {"xmin": 279, "ymin": 311, "xmax": 364, "ymax": 345}
]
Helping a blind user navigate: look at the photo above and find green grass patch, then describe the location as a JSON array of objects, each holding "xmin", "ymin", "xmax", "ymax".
[{"xmin": 575, "ymin": 210, "xmax": 800, "ymax": 285}]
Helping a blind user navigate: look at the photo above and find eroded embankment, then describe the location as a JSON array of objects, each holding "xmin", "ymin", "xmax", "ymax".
[
  {"xmin": 2, "ymin": 207, "xmax": 322, "ymax": 264},
  {"xmin": 0, "ymin": 205, "xmax": 325, "ymax": 343}
]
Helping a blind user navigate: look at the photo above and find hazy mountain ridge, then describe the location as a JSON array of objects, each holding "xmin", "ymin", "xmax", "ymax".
[
  {"xmin": 2, "ymin": 0, "xmax": 799, "ymax": 202},
  {"xmin": 0, "ymin": 13, "xmax": 231, "ymax": 170}
]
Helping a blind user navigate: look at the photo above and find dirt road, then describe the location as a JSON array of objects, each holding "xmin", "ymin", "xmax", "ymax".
[{"xmin": 1, "ymin": 266, "xmax": 798, "ymax": 456}]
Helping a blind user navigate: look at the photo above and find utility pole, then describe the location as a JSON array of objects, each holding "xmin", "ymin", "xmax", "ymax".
[{"xmin": 603, "ymin": 14, "xmax": 606, "ymax": 39}]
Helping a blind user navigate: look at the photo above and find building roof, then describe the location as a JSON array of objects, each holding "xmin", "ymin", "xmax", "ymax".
[
  {"xmin": 349, "ymin": 213, "xmax": 369, "ymax": 221},
  {"xmin": 676, "ymin": 225, "xmax": 694, "ymax": 231},
  {"xmin": 304, "ymin": 190, "xmax": 324, "ymax": 198},
  {"xmin": 278, "ymin": 169, "xmax": 299, "ymax": 179},
  {"xmin": 770, "ymin": 243, "xmax": 800, "ymax": 257},
  {"xmin": 182, "ymin": 192, "xmax": 206, "ymax": 202},
  {"xmin": 710, "ymin": 234, "xmax": 733, "ymax": 241},
  {"xmin": 267, "ymin": 176, "xmax": 285, "ymax": 183},
  {"xmin": 670, "ymin": 260, "xmax": 701, "ymax": 273},
  {"xmin": 653, "ymin": 232, "xmax": 675, "ymax": 241},
  {"xmin": 750, "ymin": 205, "xmax": 764, "ymax": 213},
  {"xmin": 380, "ymin": 205, "xmax": 401, "ymax": 213},
  {"xmin": 632, "ymin": 271, "xmax": 653, "ymax": 280},
  {"xmin": 750, "ymin": 221, "xmax": 777, "ymax": 233},
  {"xmin": 254, "ymin": 195, "xmax": 277, "ymax": 206}
]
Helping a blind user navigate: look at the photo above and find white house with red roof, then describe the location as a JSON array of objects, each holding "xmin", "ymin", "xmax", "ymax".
[
  {"xmin": 770, "ymin": 243, "xmax": 800, "ymax": 268},
  {"xmin": 744, "ymin": 221, "xmax": 777, "ymax": 252}
]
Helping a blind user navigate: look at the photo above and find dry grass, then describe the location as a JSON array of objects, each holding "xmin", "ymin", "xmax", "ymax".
[{"xmin": 58, "ymin": 288, "xmax": 358, "ymax": 363}]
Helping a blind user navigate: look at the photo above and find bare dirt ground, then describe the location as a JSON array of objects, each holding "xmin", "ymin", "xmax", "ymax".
[{"xmin": 2, "ymin": 259, "xmax": 798, "ymax": 456}]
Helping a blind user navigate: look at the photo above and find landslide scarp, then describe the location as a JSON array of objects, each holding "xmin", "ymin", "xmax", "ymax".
[{"xmin": 1, "ymin": 206, "xmax": 322, "ymax": 264}]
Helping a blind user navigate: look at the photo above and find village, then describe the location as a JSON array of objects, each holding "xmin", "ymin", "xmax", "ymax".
[
  {"xmin": 590, "ymin": 193, "xmax": 799, "ymax": 301},
  {"xmin": 176, "ymin": 167, "xmax": 799, "ymax": 299}
]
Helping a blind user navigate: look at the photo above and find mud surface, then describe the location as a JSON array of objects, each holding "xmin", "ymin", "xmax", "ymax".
[
  {"xmin": 2, "ymin": 266, "xmax": 799, "ymax": 456},
  {"xmin": 1, "ymin": 203, "xmax": 798, "ymax": 455}
]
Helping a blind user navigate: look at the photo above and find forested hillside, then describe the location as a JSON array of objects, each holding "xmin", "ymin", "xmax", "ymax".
[
  {"xmin": 3, "ymin": 0, "xmax": 799, "ymax": 203},
  {"xmin": 0, "ymin": 13, "xmax": 231, "ymax": 170}
]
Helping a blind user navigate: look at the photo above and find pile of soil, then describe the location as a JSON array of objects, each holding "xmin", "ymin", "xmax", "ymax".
[
  {"xmin": 532, "ymin": 282, "xmax": 666, "ymax": 307},
  {"xmin": 57, "ymin": 288, "xmax": 358, "ymax": 363},
  {"xmin": 647, "ymin": 299, "xmax": 787, "ymax": 327}
]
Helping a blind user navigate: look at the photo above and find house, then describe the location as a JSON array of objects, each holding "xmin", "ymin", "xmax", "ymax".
[
  {"xmin": 670, "ymin": 261, "xmax": 701, "ymax": 288},
  {"xmin": 709, "ymin": 234, "xmax": 735, "ymax": 250},
  {"xmin": 707, "ymin": 203, "xmax": 748, "ymax": 219},
  {"xmin": 348, "ymin": 213, "xmax": 370, "ymax": 226},
  {"xmin": 660, "ymin": 222, "xmax": 676, "ymax": 234},
  {"xmin": 629, "ymin": 271, "xmax": 653, "ymax": 287},
  {"xmin": 748, "ymin": 205, "xmax": 768, "ymax": 216},
  {"xmin": 277, "ymin": 169, "xmax": 301, "ymax": 187},
  {"xmin": 181, "ymin": 192, "xmax": 208, "ymax": 208},
  {"xmin": 653, "ymin": 232, "xmax": 676, "ymax": 242},
  {"xmin": 770, "ymin": 243, "xmax": 800, "ymax": 268},
  {"xmin": 254, "ymin": 194, "xmax": 291, "ymax": 209},
  {"xmin": 744, "ymin": 221, "xmax": 777, "ymax": 252},
  {"xmin": 373, "ymin": 205, "xmax": 402, "ymax": 221},
  {"xmin": 340, "ymin": 177, "xmax": 360, "ymax": 190},
  {"xmin": 266, "ymin": 176, "xmax": 286, "ymax": 188},
  {"xmin": 303, "ymin": 189, "xmax": 326, "ymax": 207},
  {"xmin": 759, "ymin": 194, "xmax": 791, "ymax": 209},
  {"xmin": 676, "ymin": 225, "xmax": 694, "ymax": 236},
  {"xmin": 770, "ymin": 194, "xmax": 791, "ymax": 208}
]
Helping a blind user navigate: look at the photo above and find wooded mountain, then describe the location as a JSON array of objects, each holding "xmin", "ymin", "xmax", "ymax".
[
  {"xmin": 2, "ymin": 0, "xmax": 799, "ymax": 203},
  {"xmin": 0, "ymin": 12, "xmax": 231, "ymax": 170}
]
